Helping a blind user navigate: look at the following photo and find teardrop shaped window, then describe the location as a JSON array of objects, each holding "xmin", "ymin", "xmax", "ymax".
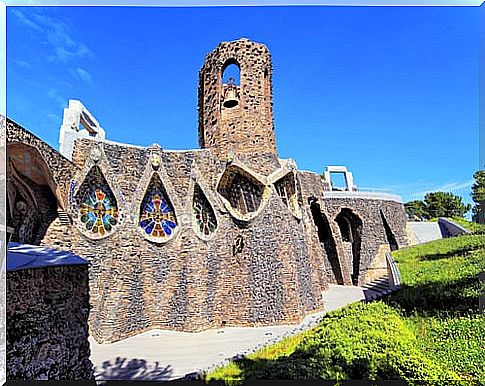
[
  {"xmin": 77, "ymin": 165, "xmax": 119, "ymax": 238},
  {"xmin": 139, "ymin": 173, "xmax": 177, "ymax": 241},
  {"xmin": 193, "ymin": 184, "xmax": 217, "ymax": 237}
]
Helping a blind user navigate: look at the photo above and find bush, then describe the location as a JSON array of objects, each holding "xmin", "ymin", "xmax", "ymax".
[
  {"xmin": 206, "ymin": 302, "xmax": 466, "ymax": 384},
  {"xmin": 292, "ymin": 302, "xmax": 464, "ymax": 384}
]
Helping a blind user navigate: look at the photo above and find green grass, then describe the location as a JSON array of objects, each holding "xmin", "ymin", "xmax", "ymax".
[
  {"xmin": 446, "ymin": 217, "xmax": 485, "ymax": 233},
  {"xmin": 388, "ymin": 234, "xmax": 485, "ymax": 383},
  {"xmin": 205, "ymin": 234, "xmax": 485, "ymax": 384}
]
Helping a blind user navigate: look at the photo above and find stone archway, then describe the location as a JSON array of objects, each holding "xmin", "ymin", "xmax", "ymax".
[
  {"xmin": 6, "ymin": 143, "xmax": 61, "ymax": 245},
  {"xmin": 335, "ymin": 208, "xmax": 363, "ymax": 286},
  {"xmin": 309, "ymin": 198, "xmax": 344, "ymax": 285}
]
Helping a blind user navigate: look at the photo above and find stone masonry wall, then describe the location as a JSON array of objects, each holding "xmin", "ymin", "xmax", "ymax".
[
  {"xmin": 7, "ymin": 265, "xmax": 94, "ymax": 380},
  {"xmin": 7, "ymin": 119, "xmax": 409, "ymax": 344},
  {"xmin": 198, "ymin": 38, "xmax": 277, "ymax": 158},
  {"xmin": 297, "ymin": 171, "xmax": 408, "ymax": 286},
  {"xmin": 321, "ymin": 197, "xmax": 408, "ymax": 286},
  {"xmin": 59, "ymin": 137, "xmax": 325, "ymax": 343}
]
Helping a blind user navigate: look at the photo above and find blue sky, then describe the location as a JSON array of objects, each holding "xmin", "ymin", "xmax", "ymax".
[{"xmin": 6, "ymin": 5, "xmax": 480, "ymax": 210}]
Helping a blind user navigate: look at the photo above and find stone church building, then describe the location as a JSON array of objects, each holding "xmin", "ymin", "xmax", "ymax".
[{"xmin": 5, "ymin": 38, "xmax": 408, "ymax": 344}]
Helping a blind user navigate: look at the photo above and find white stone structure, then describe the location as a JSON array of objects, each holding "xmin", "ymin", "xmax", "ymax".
[
  {"xmin": 323, "ymin": 166, "xmax": 356, "ymax": 192},
  {"xmin": 59, "ymin": 100, "xmax": 105, "ymax": 160}
]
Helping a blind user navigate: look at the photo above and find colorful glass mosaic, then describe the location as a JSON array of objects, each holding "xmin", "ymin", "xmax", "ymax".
[
  {"xmin": 139, "ymin": 174, "xmax": 177, "ymax": 239},
  {"xmin": 80, "ymin": 187, "xmax": 119, "ymax": 236},
  {"xmin": 193, "ymin": 184, "xmax": 217, "ymax": 236},
  {"xmin": 76, "ymin": 166, "xmax": 119, "ymax": 237}
]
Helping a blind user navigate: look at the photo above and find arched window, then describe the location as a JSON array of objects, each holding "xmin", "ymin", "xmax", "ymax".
[
  {"xmin": 217, "ymin": 167, "xmax": 265, "ymax": 218},
  {"xmin": 193, "ymin": 184, "xmax": 217, "ymax": 237},
  {"xmin": 76, "ymin": 165, "xmax": 119, "ymax": 238},
  {"xmin": 139, "ymin": 173, "xmax": 177, "ymax": 242},
  {"xmin": 275, "ymin": 172, "xmax": 300, "ymax": 216}
]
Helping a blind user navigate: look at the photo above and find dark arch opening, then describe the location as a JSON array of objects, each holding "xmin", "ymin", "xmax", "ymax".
[
  {"xmin": 335, "ymin": 208, "xmax": 362, "ymax": 286},
  {"xmin": 309, "ymin": 197, "xmax": 344, "ymax": 285},
  {"xmin": 380, "ymin": 210, "xmax": 399, "ymax": 252},
  {"xmin": 6, "ymin": 143, "xmax": 59, "ymax": 245}
]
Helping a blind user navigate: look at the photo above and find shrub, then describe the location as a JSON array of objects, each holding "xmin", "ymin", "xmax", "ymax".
[{"xmin": 206, "ymin": 302, "xmax": 466, "ymax": 384}]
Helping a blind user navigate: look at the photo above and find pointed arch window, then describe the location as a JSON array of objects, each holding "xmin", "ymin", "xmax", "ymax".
[
  {"xmin": 77, "ymin": 165, "xmax": 119, "ymax": 238},
  {"xmin": 193, "ymin": 184, "xmax": 217, "ymax": 237},
  {"xmin": 139, "ymin": 173, "xmax": 177, "ymax": 241}
]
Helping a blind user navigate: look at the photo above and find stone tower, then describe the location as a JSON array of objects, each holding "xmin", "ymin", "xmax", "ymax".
[{"xmin": 198, "ymin": 38, "xmax": 277, "ymax": 158}]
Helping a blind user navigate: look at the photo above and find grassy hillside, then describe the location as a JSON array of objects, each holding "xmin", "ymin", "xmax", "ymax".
[{"xmin": 205, "ymin": 234, "xmax": 485, "ymax": 384}]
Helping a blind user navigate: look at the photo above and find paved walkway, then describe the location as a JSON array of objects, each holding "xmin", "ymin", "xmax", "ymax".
[{"xmin": 89, "ymin": 285, "xmax": 367, "ymax": 382}]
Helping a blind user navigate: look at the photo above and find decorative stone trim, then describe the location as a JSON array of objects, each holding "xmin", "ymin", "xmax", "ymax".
[
  {"xmin": 70, "ymin": 143, "xmax": 124, "ymax": 240},
  {"xmin": 131, "ymin": 149, "xmax": 181, "ymax": 244},
  {"xmin": 216, "ymin": 162, "xmax": 271, "ymax": 222},
  {"xmin": 187, "ymin": 163, "xmax": 221, "ymax": 241}
]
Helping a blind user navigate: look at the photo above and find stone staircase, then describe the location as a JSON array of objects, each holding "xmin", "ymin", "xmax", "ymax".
[{"xmin": 361, "ymin": 275, "xmax": 399, "ymax": 302}]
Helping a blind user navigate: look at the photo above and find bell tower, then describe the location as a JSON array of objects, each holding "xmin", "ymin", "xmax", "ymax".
[{"xmin": 198, "ymin": 38, "xmax": 277, "ymax": 158}]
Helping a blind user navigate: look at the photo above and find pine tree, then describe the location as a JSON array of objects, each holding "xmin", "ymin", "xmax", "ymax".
[{"xmin": 471, "ymin": 170, "xmax": 485, "ymax": 223}]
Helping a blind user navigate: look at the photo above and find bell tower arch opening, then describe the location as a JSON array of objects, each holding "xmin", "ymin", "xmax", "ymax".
[{"xmin": 221, "ymin": 60, "xmax": 241, "ymax": 109}]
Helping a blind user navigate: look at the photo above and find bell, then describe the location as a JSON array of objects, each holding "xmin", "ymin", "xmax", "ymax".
[{"xmin": 223, "ymin": 77, "xmax": 239, "ymax": 108}]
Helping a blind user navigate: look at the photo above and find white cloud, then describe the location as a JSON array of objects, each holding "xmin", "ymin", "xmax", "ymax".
[
  {"xmin": 10, "ymin": 9, "xmax": 43, "ymax": 32},
  {"xmin": 46, "ymin": 87, "xmax": 67, "ymax": 109},
  {"xmin": 411, "ymin": 179, "xmax": 474, "ymax": 199},
  {"xmin": 75, "ymin": 67, "xmax": 92, "ymax": 83},
  {"xmin": 15, "ymin": 60, "xmax": 32, "ymax": 69},
  {"xmin": 11, "ymin": 8, "xmax": 93, "ymax": 63}
]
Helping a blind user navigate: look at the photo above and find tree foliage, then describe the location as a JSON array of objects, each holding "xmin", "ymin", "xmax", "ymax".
[
  {"xmin": 404, "ymin": 192, "xmax": 471, "ymax": 220},
  {"xmin": 471, "ymin": 170, "xmax": 485, "ymax": 222},
  {"xmin": 404, "ymin": 200, "xmax": 429, "ymax": 221}
]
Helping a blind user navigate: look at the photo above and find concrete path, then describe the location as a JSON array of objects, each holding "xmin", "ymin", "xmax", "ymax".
[
  {"xmin": 407, "ymin": 221, "xmax": 442, "ymax": 244},
  {"xmin": 89, "ymin": 285, "xmax": 367, "ymax": 382}
]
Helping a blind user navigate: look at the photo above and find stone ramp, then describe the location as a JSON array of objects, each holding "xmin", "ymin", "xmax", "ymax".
[
  {"xmin": 89, "ymin": 285, "xmax": 370, "ymax": 382},
  {"xmin": 407, "ymin": 221, "xmax": 442, "ymax": 244}
]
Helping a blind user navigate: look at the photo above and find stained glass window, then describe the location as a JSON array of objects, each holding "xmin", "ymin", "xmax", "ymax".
[
  {"xmin": 77, "ymin": 166, "xmax": 119, "ymax": 237},
  {"xmin": 218, "ymin": 171, "xmax": 264, "ymax": 215},
  {"xmin": 80, "ymin": 188, "xmax": 119, "ymax": 235},
  {"xmin": 139, "ymin": 174, "xmax": 177, "ymax": 239},
  {"xmin": 193, "ymin": 184, "xmax": 217, "ymax": 236}
]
